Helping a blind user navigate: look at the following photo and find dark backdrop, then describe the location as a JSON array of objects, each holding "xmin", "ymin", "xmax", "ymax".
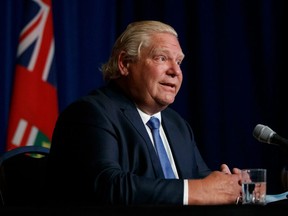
[{"xmin": 1, "ymin": 0, "xmax": 287, "ymax": 194}]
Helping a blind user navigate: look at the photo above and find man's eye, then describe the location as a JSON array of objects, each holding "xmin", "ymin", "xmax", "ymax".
[
  {"xmin": 155, "ymin": 56, "xmax": 166, "ymax": 62},
  {"xmin": 160, "ymin": 56, "xmax": 166, "ymax": 61}
]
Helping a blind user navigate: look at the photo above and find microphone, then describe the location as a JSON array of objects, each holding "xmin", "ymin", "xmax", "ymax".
[{"xmin": 253, "ymin": 124, "xmax": 288, "ymax": 148}]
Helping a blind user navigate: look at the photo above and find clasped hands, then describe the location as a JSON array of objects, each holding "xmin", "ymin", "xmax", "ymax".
[{"xmin": 187, "ymin": 164, "xmax": 242, "ymax": 205}]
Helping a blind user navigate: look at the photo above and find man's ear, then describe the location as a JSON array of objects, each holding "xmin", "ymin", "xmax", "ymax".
[{"xmin": 118, "ymin": 51, "xmax": 129, "ymax": 76}]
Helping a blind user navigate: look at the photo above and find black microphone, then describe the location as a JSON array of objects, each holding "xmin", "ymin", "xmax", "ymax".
[{"xmin": 253, "ymin": 124, "xmax": 288, "ymax": 148}]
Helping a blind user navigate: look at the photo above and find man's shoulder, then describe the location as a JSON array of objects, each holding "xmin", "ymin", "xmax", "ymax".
[
  {"xmin": 162, "ymin": 107, "xmax": 186, "ymax": 124},
  {"xmin": 162, "ymin": 107, "xmax": 182, "ymax": 117}
]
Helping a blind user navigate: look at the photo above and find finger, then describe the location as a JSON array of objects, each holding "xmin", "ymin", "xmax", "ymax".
[
  {"xmin": 220, "ymin": 164, "xmax": 231, "ymax": 174},
  {"xmin": 232, "ymin": 168, "xmax": 242, "ymax": 174}
]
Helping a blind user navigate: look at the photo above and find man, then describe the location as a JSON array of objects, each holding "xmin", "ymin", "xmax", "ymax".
[{"xmin": 47, "ymin": 20, "xmax": 241, "ymax": 206}]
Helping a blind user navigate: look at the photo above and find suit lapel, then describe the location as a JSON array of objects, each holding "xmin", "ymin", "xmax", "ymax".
[
  {"xmin": 123, "ymin": 108, "xmax": 165, "ymax": 178},
  {"xmin": 104, "ymin": 84, "xmax": 165, "ymax": 178}
]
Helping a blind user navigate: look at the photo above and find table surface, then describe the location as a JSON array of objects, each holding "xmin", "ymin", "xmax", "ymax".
[{"xmin": 1, "ymin": 200, "xmax": 288, "ymax": 216}]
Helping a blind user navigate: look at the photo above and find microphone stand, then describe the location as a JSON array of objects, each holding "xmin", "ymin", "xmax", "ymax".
[{"xmin": 281, "ymin": 147, "xmax": 288, "ymax": 191}]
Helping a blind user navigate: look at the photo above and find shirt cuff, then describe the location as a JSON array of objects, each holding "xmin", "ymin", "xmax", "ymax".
[{"xmin": 183, "ymin": 179, "xmax": 188, "ymax": 205}]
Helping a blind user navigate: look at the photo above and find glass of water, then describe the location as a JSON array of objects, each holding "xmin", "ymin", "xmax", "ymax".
[{"xmin": 241, "ymin": 169, "xmax": 267, "ymax": 205}]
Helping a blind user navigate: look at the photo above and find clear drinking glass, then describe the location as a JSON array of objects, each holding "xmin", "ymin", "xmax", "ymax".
[{"xmin": 241, "ymin": 169, "xmax": 267, "ymax": 205}]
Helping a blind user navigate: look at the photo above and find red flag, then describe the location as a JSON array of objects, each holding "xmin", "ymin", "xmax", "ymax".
[{"xmin": 6, "ymin": 0, "xmax": 58, "ymax": 151}]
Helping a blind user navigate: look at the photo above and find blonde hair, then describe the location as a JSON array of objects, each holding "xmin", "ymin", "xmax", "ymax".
[{"xmin": 101, "ymin": 20, "xmax": 178, "ymax": 81}]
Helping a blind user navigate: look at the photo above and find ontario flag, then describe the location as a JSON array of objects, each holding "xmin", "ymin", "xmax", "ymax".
[{"xmin": 6, "ymin": 0, "xmax": 58, "ymax": 151}]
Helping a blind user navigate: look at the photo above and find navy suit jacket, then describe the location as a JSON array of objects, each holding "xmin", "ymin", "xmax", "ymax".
[{"xmin": 47, "ymin": 82, "xmax": 211, "ymax": 206}]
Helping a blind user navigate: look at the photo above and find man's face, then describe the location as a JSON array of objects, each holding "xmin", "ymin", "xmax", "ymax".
[{"xmin": 126, "ymin": 33, "xmax": 184, "ymax": 114}]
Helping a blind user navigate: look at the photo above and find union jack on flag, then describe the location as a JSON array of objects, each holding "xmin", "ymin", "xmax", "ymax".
[{"xmin": 6, "ymin": 0, "xmax": 58, "ymax": 151}]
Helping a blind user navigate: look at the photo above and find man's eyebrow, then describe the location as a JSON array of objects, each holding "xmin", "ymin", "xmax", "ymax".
[{"xmin": 148, "ymin": 47, "xmax": 184, "ymax": 59}]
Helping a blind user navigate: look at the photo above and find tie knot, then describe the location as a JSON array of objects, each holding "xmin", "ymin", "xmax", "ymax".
[{"xmin": 147, "ymin": 117, "xmax": 160, "ymax": 130}]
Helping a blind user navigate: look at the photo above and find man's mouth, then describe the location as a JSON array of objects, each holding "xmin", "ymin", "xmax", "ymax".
[{"xmin": 160, "ymin": 82, "xmax": 175, "ymax": 88}]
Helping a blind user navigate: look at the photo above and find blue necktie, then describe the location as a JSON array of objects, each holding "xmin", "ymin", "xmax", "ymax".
[{"xmin": 147, "ymin": 116, "xmax": 175, "ymax": 179}]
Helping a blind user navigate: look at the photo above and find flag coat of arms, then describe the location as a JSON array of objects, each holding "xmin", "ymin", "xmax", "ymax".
[{"xmin": 6, "ymin": 0, "xmax": 58, "ymax": 151}]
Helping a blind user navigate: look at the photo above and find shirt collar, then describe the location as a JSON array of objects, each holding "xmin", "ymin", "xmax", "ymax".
[{"xmin": 137, "ymin": 108, "xmax": 162, "ymax": 124}]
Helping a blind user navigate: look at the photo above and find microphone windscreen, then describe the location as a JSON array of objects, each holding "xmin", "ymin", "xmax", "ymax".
[{"xmin": 253, "ymin": 124, "xmax": 275, "ymax": 143}]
